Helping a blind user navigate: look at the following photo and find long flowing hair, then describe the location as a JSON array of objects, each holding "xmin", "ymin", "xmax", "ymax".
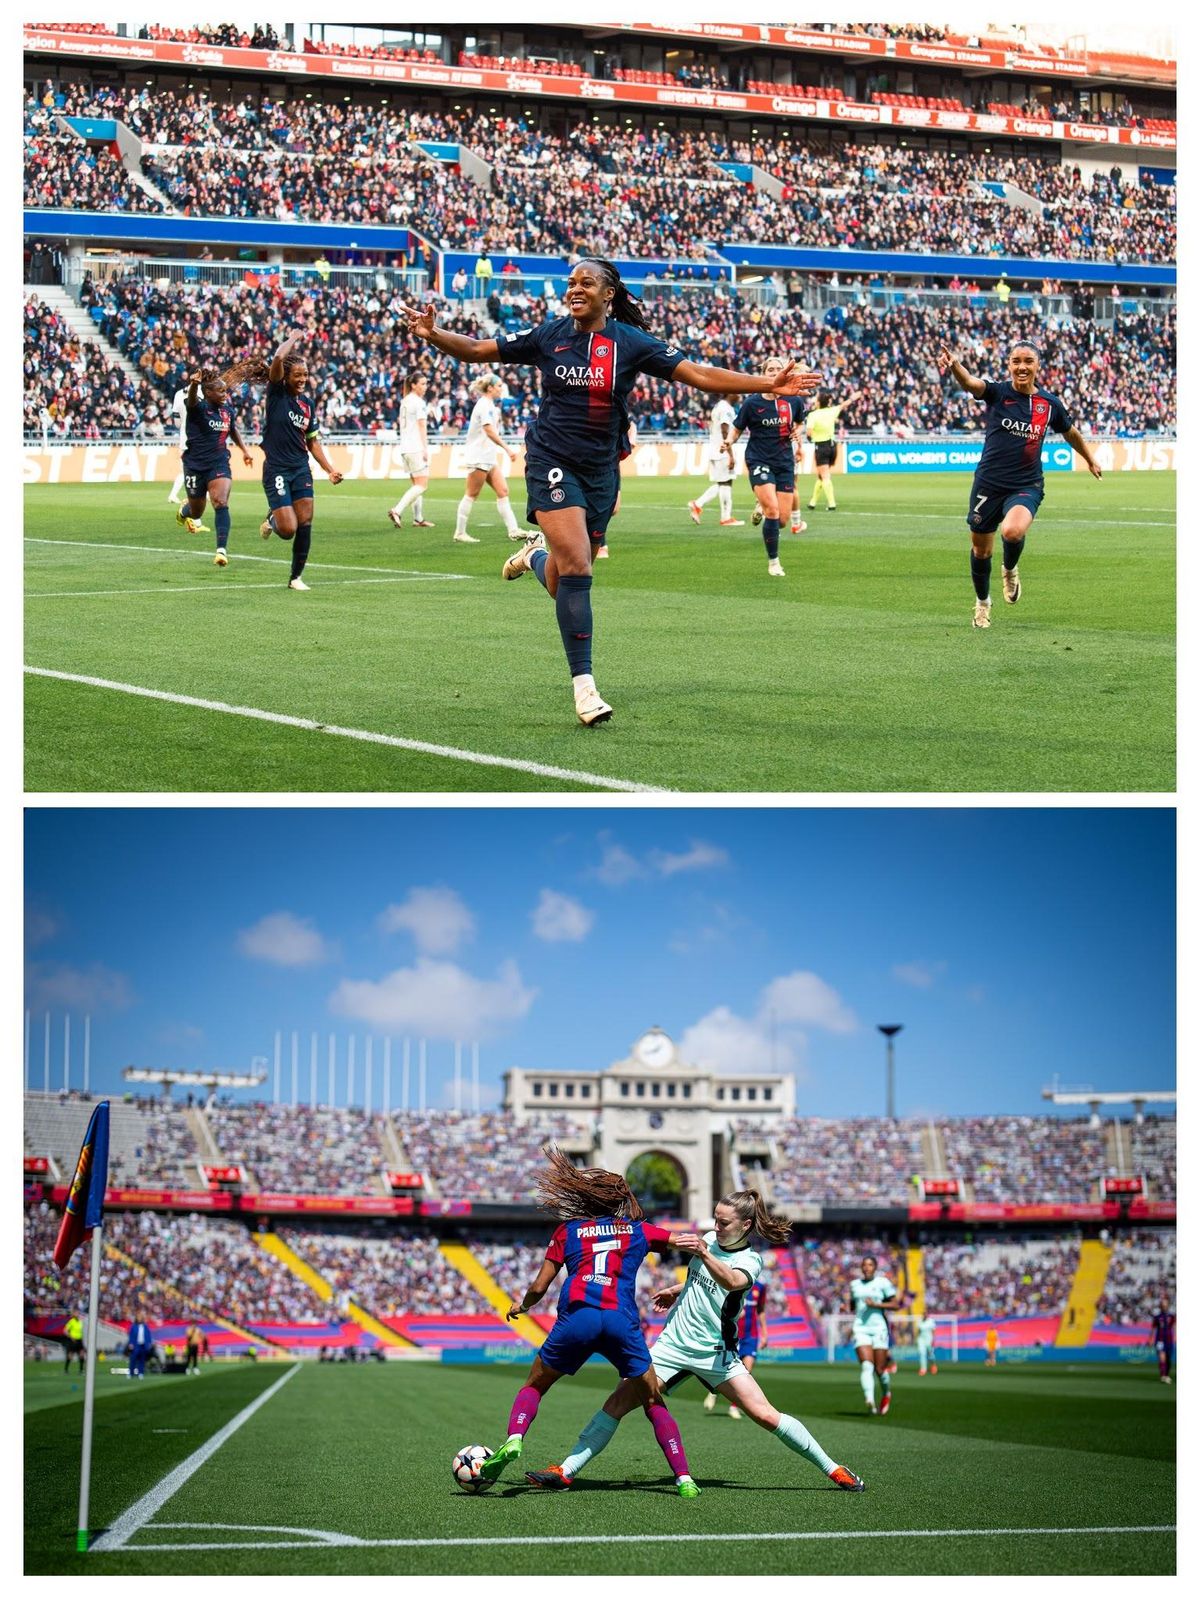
[
  {"xmin": 535, "ymin": 1144, "xmax": 645, "ymax": 1222},
  {"xmin": 218, "ymin": 355, "xmax": 270, "ymax": 387},
  {"xmin": 577, "ymin": 256, "xmax": 650, "ymax": 331},
  {"xmin": 718, "ymin": 1188, "xmax": 792, "ymax": 1246}
]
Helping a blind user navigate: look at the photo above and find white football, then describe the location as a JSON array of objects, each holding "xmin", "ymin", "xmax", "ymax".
[{"xmin": 452, "ymin": 1443, "xmax": 494, "ymax": 1492}]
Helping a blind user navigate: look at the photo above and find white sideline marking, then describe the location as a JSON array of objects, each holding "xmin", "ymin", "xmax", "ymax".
[
  {"xmin": 24, "ymin": 537, "xmax": 470, "ymax": 580},
  {"xmin": 89, "ymin": 1364, "xmax": 301, "ymax": 1552},
  {"xmin": 110, "ymin": 1523, "xmax": 1175, "ymax": 1554},
  {"xmin": 28, "ymin": 577, "xmax": 455, "ymax": 600},
  {"xmin": 23, "ymin": 667, "xmax": 670, "ymax": 794}
]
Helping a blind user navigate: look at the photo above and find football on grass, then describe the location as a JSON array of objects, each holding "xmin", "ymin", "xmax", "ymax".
[{"xmin": 452, "ymin": 1444, "xmax": 494, "ymax": 1492}]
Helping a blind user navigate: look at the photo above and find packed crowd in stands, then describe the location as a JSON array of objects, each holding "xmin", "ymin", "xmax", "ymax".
[
  {"xmin": 921, "ymin": 1236, "xmax": 1079, "ymax": 1321},
  {"xmin": 204, "ymin": 1104, "xmax": 390, "ymax": 1194},
  {"xmin": 22, "ymin": 83, "xmax": 1175, "ymax": 265},
  {"xmin": 31, "ymin": 268, "xmax": 1174, "ymax": 442},
  {"xmin": 276, "ymin": 1225, "xmax": 497, "ymax": 1317},
  {"xmin": 114, "ymin": 1103, "xmax": 201, "ymax": 1189},
  {"xmin": 1095, "ymin": 1229, "xmax": 1176, "ymax": 1325},
  {"xmin": 764, "ymin": 1120, "xmax": 926, "ymax": 1207},
  {"xmin": 795, "ymin": 1237, "xmax": 903, "ymax": 1320},
  {"xmin": 142, "ymin": 23, "xmax": 292, "ymax": 51},
  {"xmin": 1129, "ymin": 1118, "xmax": 1176, "ymax": 1200},
  {"xmin": 942, "ymin": 1117, "xmax": 1108, "ymax": 1205},
  {"xmin": 395, "ymin": 1113, "xmax": 592, "ymax": 1203}
]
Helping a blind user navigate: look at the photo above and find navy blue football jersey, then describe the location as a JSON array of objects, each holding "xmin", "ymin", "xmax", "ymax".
[
  {"xmin": 733, "ymin": 393, "xmax": 802, "ymax": 467},
  {"xmin": 262, "ymin": 379, "xmax": 319, "ymax": 469},
  {"xmin": 182, "ymin": 396, "xmax": 235, "ymax": 471},
  {"xmin": 494, "ymin": 316, "xmax": 684, "ymax": 468},
  {"xmin": 974, "ymin": 380, "xmax": 1072, "ymax": 489}
]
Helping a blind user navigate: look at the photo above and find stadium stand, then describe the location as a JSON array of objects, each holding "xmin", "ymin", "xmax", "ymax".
[
  {"xmin": 23, "ymin": 1092, "xmax": 202, "ymax": 1189},
  {"xmin": 204, "ymin": 1103, "xmax": 391, "ymax": 1194},
  {"xmin": 1095, "ymin": 1228, "xmax": 1176, "ymax": 1325},
  {"xmin": 1128, "ymin": 1118, "xmax": 1176, "ymax": 1199},
  {"xmin": 795, "ymin": 1236, "xmax": 906, "ymax": 1318},
  {"xmin": 921, "ymin": 1236, "xmax": 1080, "ymax": 1320},
  {"xmin": 275, "ymin": 1224, "xmax": 497, "ymax": 1317},
  {"xmin": 394, "ymin": 1112, "xmax": 593, "ymax": 1202},
  {"xmin": 763, "ymin": 1119, "xmax": 927, "ymax": 1207},
  {"xmin": 942, "ymin": 1116, "xmax": 1108, "ymax": 1205}
]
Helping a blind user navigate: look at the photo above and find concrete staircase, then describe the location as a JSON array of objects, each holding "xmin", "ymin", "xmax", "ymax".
[
  {"xmin": 905, "ymin": 1247, "xmax": 926, "ymax": 1317},
  {"xmin": 29, "ymin": 283, "xmax": 144, "ymax": 387},
  {"xmin": 1055, "ymin": 1239, "xmax": 1113, "ymax": 1347},
  {"xmin": 253, "ymin": 1231, "xmax": 418, "ymax": 1349},
  {"xmin": 128, "ymin": 166, "xmax": 178, "ymax": 213},
  {"xmin": 437, "ymin": 1240, "xmax": 546, "ymax": 1347}
]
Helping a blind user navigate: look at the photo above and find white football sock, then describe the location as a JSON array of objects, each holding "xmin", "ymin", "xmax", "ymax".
[
  {"xmin": 719, "ymin": 484, "xmax": 733, "ymax": 518},
  {"xmin": 456, "ymin": 495, "xmax": 475, "ymax": 537}
]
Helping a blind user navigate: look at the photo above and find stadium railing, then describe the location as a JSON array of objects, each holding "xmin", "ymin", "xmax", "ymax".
[{"xmin": 61, "ymin": 255, "xmax": 430, "ymax": 300}]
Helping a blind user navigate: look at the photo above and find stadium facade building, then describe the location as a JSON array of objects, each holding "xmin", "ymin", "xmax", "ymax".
[{"xmin": 503, "ymin": 1027, "xmax": 794, "ymax": 1217}]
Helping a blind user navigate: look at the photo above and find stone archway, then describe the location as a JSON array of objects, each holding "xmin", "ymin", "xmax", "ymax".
[{"xmin": 625, "ymin": 1149, "xmax": 687, "ymax": 1217}]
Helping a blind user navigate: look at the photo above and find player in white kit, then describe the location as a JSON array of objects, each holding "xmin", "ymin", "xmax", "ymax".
[
  {"xmin": 453, "ymin": 373, "xmax": 522, "ymax": 544},
  {"xmin": 687, "ymin": 397, "xmax": 744, "ymax": 527},
  {"xmin": 387, "ymin": 371, "xmax": 437, "ymax": 528},
  {"xmin": 849, "ymin": 1254, "xmax": 899, "ymax": 1414},
  {"xmin": 525, "ymin": 1191, "xmax": 865, "ymax": 1493}
]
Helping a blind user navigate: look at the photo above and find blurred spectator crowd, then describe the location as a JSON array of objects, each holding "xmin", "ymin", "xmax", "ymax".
[
  {"xmin": 205, "ymin": 1104, "xmax": 390, "ymax": 1194},
  {"xmin": 1095, "ymin": 1228, "xmax": 1176, "ymax": 1325},
  {"xmin": 920, "ymin": 1236, "xmax": 1079, "ymax": 1320},
  {"xmin": 394, "ymin": 1113, "xmax": 592, "ymax": 1203}
]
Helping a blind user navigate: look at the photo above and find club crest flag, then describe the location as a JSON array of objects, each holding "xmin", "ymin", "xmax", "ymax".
[{"xmin": 52, "ymin": 1101, "xmax": 110, "ymax": 1270}]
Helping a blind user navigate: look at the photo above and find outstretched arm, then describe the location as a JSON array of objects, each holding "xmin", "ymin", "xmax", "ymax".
[
  {"xmin": 937, "ymin": 345, "xmax": 987, "ymax": 399},
  {"xmin": 507, "ymin": 1257, "xmax": 561, "ymax": 1321},
  {"xmin": 673, "ymin": 358, "xmax": 819, "ymax": 398},
  {"xmin": 403, "ymin": 301, "xmax": 500, "ymax": 363},
  {"xmin": 269, "ymin": 334, "xmax": 302, "ymax": 385},
  {"xmin": 1063, "ymin": 424, "xmax": 1102, "ymax": 478}
]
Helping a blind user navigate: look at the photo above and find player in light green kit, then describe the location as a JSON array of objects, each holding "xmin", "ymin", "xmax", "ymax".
[
  {"xmin": 916, "ymin": 1313, "xmax": 938, "ymax": 1376},
  {"xmin": 525, "ymin": 1190, "xmax": 865, "ymax": 1493},
  {"xmin": 850, "ymin": 1254, "xmax": 899, "ymax": 1414}
]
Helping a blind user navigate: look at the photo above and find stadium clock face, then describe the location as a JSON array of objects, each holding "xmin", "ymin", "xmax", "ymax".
[{"xmin": 634, "ymin": 1030, "xmax": 674, "ymax": 1068}]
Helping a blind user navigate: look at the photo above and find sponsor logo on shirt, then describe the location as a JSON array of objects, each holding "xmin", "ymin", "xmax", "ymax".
[
  {"xmin": 1000, "ymin": 418, "xmax": 1044, "ymax": 440},
  {"xmin": 553, "ymin": 364, "xmax": 612, "ymax": 387}
]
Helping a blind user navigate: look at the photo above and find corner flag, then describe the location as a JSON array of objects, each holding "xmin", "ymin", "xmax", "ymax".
[{"xmin": 53, "ymin": 1100, "xmax": 109, "ymax": 1270}]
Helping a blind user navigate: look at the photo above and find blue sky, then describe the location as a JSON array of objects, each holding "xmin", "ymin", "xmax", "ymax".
[{"xmin": 24, "ymin": 808, "xmax": 1175, "ymax": 1118}]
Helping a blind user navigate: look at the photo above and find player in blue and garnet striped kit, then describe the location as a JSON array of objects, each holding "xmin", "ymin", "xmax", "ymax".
[
  {"xmin": 177, "ymin": 369, "xmax": 254, "ymax": 568},
  {"xmin": 478, "ymin": 1147, "xmax": 703, "ymax": 1496},
  {"xmin": 404, "ymin": 261, "xmax": 817, "ymax": 726},
  {"xmin": 1150, "ymin": 1299, "xmax": 1174, "ymax": 1383},
  {"xmin": 938, "ymin": 341, "xmax": 1101, "ymax": 628},
  {"xmin": 730, "ymin": 360, "xmax": 805, "ymax": 578}
]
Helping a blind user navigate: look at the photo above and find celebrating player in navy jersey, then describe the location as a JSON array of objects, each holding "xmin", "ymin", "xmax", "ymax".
[
  {"xmin": 257, "ymin": 335, "xmax": 344, "ymax": 591},
  {"xmin": 176, "ymin": 369, "xmax": 254, "ymax": 568},
  {"xmin": 730, "ymin": 360, "xmax": 805, "ymax": 577},
  {"xmin": 403, "ymin": 259, "xmax": 817, "ymax": 725},
  {"xmin": 1150, "ymin": 1299, "xmax": 1174, "ymax": 1383},
  {"xmin": 938, "ymin": 341, "xmax": 1101, "ymax": 628},
  {"xmin": 477, "ymin": 1147, "xmax": 703, "ymax": 1497}
]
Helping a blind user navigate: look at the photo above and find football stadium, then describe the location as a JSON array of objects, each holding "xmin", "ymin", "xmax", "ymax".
[{"xmin": 21, "ymin": 18, "xmax": 1176, "ymax": 793}]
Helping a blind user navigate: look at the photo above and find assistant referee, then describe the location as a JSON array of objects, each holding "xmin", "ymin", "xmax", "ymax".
[{"xmin": 805, "ymin": 389, "xmax": 861, "ymax": 511}]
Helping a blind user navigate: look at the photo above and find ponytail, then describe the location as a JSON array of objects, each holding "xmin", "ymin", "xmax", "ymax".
[
  {"xmin": 579, "ymin": 256, "xmax": 650, "ymax": 331},
  {"xmin": 719, "ymin": 1188, "xmax": 792, "ymax": 1246}
]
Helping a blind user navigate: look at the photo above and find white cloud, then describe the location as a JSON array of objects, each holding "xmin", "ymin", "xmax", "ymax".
[
  {"xmin": 378, "ymin": 886, "xmax": 475, "ymax": 955},
  {"xmin": 25, "ymin": 962, "xmax": 134, "ymax": 1014},
  {"xmin": 532, "ymin": 889, "xmax": 594, "ymax": 943},
  {"xmin": 892, "ymin": 960, "xmax": 947, "ymax": 990},
  {"xmin": 25, "ymin": 906, "xmax": 60, "ymax": 950},
  {"xmin": 678, "ymin": 968, "xmax": 858, "ymax": 1077},
  {"xmin": 650, "ymin": 840, "xmax": 730, "ymax": 876},
  {"xmin": 592, "ymin": 843, "xmax": 645, "ymax": 886},
  {"xmin": 329, "ymin": 957, "xmax": 535, "ymax": 1040},
  {"xmin": 237, "ymin": 911, "xmax": 334, "ymax": 968}
]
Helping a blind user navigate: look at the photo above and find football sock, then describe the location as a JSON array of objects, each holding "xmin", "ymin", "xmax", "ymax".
[
  {"xmin": 171, "ymin": 475, "xmax": 185, "ymax": 500},
  {"xmin": 529, "ymin": 547, "xmax": 550, "ymax": 589},
  {"xmin": 762, "ymin": 518, "xmax": 780, "ymax": 560},
  {"xmin": 718, "ymin": 484, "xmax": 733, "ymax": 519},
  {"xmin": 560, "ymin": 1409, "xmax": 619, "ymax": 1478},
  {"xmin": 392, "ymin": 483, "xmax": 423, "ymax": 518},
  {"xmin": 696, "ymin": 485, "xmax": 719, "ymax": 508},
  {"xmin": 498, "ymin": 496, "xmax": 520, "ymax": 534},
  {"xmin": 774, "ymin": 1413, "xmax": 836, "ymax": 1475},
  {"xmin": 646, "ymin": 1401, "xmax": 690, "ymax": 1478},
  {"xmin": 879, "ymin": 1370, "xmax": 891, "ymax": 1394},
  {"xmin": 556, "ymin": 574, "xmax": 593, "ymax": 676},
  {"xmin": 826, "ymin": 487, "xmax": 837, "ymax": 508},
  {"xmin": 1002, "ymin": 534, "xmax": 1026, "ymax": 570},
  {"xmin": 507, "ymin": 1385, "xmax": 542, "ymax": 1438},
  {"xmin": 971, "ymin": 552, "xmax": 992, "ymax": 601},
  {"xmin": 810, "ymin": 479, "xmax": 822, "ymax": 506},
  {"xmin": 455, "ymin": 495, "xmax": 475, "ymax": 538},
  {"xmin": 414, "ymin": 494, "xmax": 425, "ymax": 521},
  {"xmin": 214, "ymin": 505, "xmax": 231, "ymax": 549},
  {"xmin": 290, "ymin": 522, "xmax": 312, "ymax": 581},
  {"xmin": 860, "ymin": 1361, "xmax": 876, "ymax": 1403}
]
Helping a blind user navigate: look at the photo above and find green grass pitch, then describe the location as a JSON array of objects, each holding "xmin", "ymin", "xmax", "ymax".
[
  {"xmin": 24, "ymin": 472, "xmax": 1174, "ymax": 792},
  {"xmin": 25, "ymin": 1360, "xmax": 1175, "ymax": 1575}
]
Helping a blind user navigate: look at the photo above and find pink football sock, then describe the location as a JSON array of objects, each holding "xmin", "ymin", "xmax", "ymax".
[
  {"xmin": 507, "ymin": 1385, "xmax": 542, "ymax": 1437},
  {"xmin": 647, "ymin": 1401, "xmax": 690, "ymax": 1477}
]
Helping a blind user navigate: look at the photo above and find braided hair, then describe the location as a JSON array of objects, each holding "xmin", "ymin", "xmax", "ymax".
[
  {"xmin": 219, "ymin": 355, "xmax": 270, "ymax": 387},
  {"xmin": 576, "ymin": 256, "xmax": 650, "ymax": 331},
  {"xmin": 534, "ymin": 1144, "xmax": 646, "ymax": 1222}
]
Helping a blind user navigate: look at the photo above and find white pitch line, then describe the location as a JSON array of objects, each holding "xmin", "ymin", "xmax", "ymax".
[
  {"xmin": 24, "ymin": 537, "xmax": 470, "ymax": 580},
  {"xmin": 89, "ymin": 1364, "xmax": 301, "ymax": 1553},
  {"xmin": 23, "ymin": 667, "xmax": 670, "ymax": 794},
  {"xmin": 28, "ymin": 577, "xmax": 458, "ymax": 600},
  {"xmin": 111, "ymin": 1523, "xmax": 1175, "ymax": 1553}
]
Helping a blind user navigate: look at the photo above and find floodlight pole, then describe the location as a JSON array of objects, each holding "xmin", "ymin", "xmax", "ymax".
[{"xmin": 878, "ymin": 1025, "xmax": 903, "ymax": 1120}]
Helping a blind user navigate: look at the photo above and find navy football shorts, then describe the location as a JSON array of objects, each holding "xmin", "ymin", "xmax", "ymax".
[
  {"xmin": 523, "ymin": 450, "xmax": 618, "ymax": 531},
  {"xmin": 263, "ymin": 463, "xmax": 315, "ymax": 510},
  {"xmin": 747, "ymin": 460, "xmax": 796, "ymax": 496},
  {"xmin": 967, "ymin": 478, "xmax": 1044, "ymax": 535},
  {"xmin": 538, "ymin": 1305, "xmax": 652, "ymax": 1378},
  {"xmin": 182, "ymin": 463, "xmax": 231, "ymax": 500},
  {"xmin": 737, "ymin": 1335, "xmax": 760, "ymax": 1360}
]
